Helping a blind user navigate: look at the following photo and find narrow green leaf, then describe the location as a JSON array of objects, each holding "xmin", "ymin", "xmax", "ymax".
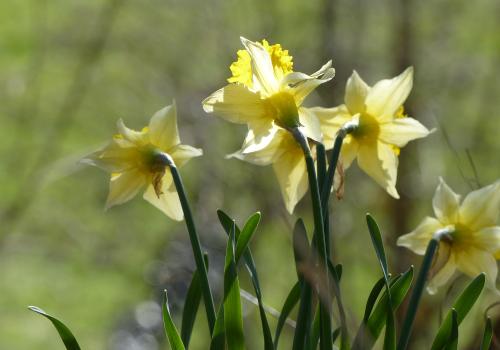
[
  {"xmin": 308, "ymin": 306, "xmax": 321, "ymax": 350},
  {"xmin": 362, "ymin": 277, "xmax": 386, "ymax": 322},
  {"xmin": 275, "ymin": 281, "xmax": 301, "ymax": 348},
  {"xmin": 162, "ymin": 291, "xmax": 186, "ymax": 350},
  {"xmin": 431, "ymin": 273, "xmax": 485, "ymax": 350},
  {"xmin": 235, "ymin": 212, "xmax": 261, "ymax": 262},
  {"xmin": 29, "ymin": 306, "xmax": 81, "ymax": 350},
  {"xmin": 223, "ymin": 223, "xmax": 245, "ymax": 350},
  {"xmin": 293, "ymin": 218, "xmax": 309, "ymax": 280},
  {"xmin": 383, "ymin": 304, "xmax": 396, "ymax": 350},
  {"xmin": 443, "ymin": 309, "xmax": 458, "ymax": 350},
  {"xmin": 181, "ymin": 254, "xmax": 209, "ymax": 348},
  {"xmin": 292, "ymin": 283, "xmax": 313, "ymax": 350},
  {"xmin": 480, "ymin": 317, "xmax": 493, "ymax": 350},
  {"xmin": 332, "ymin": 327, "xmax": 341, "ymax": 343},
  {"xmin": 366, "ymin": 214, "xmax": 390, "ymax": 281},
  {"xmin": 210, "ymin": 306, "xmax": 225, "ymax": 350}
]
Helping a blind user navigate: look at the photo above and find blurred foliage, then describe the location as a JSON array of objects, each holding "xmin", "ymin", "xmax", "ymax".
[{"xmin": 1, "ymin": 0, "xmax": 499, "ymax": 349}]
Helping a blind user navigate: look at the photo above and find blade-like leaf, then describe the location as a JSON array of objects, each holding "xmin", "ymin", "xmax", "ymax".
[
  {"xmin": 235, "ymin": 212, "xmax": 261, "ymax": 262},
  {"xmin": 443, "ymin": 309, "xmax": 458, "ymax": 350},
  {"xmin": 431, "ymin": 273, "xmax": 485, "ymax": 350},
  {"xmin": 362, "ymin": 277, "xmax": 386, "ymax": 322},
  {"xmin": 292, "ymin": 282, "xmax": 313, "ymax": 350},
  {"xmin": 210, "ymin": 306, "xmax": 225, "ymax": 350},
  {"xmin": 224, "ymin": 222, "xmax": 245, "ymax": 350},
  {"xmin": 293, "ymin": 218, "xmax": 309, "ymax": 280},
  {"xmin": 29, "ymin": 306, "xmax": 81, "ymax": 350},
  {"xmin": 480, "ymin": 317, "xmax": 493, "ymax": 350},
  {"xmin": 332, "ymin": 327, "xmax": 341, "ymax": 343},
  {"xmin": 275, "ymin": 281, "xmax": 301, "ymax": 348},
  {"xmin": 162, "ymin": 291, "xmax": 186, "ymax": 350},
  {"xmin": 181, "ymin": 254, "xmax": 209, "ymax": 348}
]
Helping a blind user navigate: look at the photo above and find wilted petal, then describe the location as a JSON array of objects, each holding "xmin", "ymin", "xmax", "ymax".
[
  {"xmin": 378, "ymin": 117, "xmax": 430, "ymax": 148},
  {"xmin": 365, "ymin": 67, "xmax": 413, "ymax": 123},
  {"xmin": 345, "ymin": 70, "xmax": 369, "ymax": 115},
  {"xmin": 357, "ymin": 140, "xmax": 399, "ymax": 198},
  {"xmin": 456, "ymin": 247, "xmax": 498, "ymax": 290},
  {"xmin": 459, "ymin": 181, "xmax": 500, "ymax": 230},
  {"xmin": 105, "ymin": 170, "xmax": 147, "ymax": 209},
  {"xmin": 283, "ymin": 60, "xmax": 335, "ymax": 106},
  {"xmin": 143, "ymin": 173, "xmax": 183, "ymax": 221},
  {"xmin": 240, "ymin": 37, "xmax": 279, "ymax": 96},
  {"xmin": 298, "ymin": 107, "xmax": 322, "ymax": 143},
  {"xmin": 272, "ymin": 144, "xmax": 308, "ymax": 213},
  {"xmin": 432, "ymin": 178, "xmax": 461, "ymax": 224},
  {"xmin": 427, "ymin": 255, "xmax": 456, "ymax": 295},
  {"xmin": 310, "ymin": 105, "xmax": 353, "ymax": 149},
  {"xmin": 169, "ymin": 144, "xmax": 203, "ymax": 168},
  {"xmin": 472, "ymin": 226, "xmax": 500, "ymax": 254},
  {"xmin": 397, "ymin": 217, "xmax": 443, "ymax": 255},
  {"xmin": 148, "ymin": 103, "xmax": 180, "ymax": 151}
]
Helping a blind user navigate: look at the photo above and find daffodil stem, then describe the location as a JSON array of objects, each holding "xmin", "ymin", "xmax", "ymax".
[
  {"xmin": 292, "ymin": 128, "xmax": 332, "ymax": 350},
  {"xmin": 397, "ymin": 237, "xmax": 439, "ymax": 350},
  {"xmin": 168, "ymin": 164, "xmax": 217, "ymax": 334}
]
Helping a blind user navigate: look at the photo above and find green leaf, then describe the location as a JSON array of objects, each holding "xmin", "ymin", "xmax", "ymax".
[
  {"xmin": 275, "ymin": 281, "xmax": 301, "ymax": 349},
  {"xmin": 235, "ymin": 211, "xmax": 261, "ymax": 262},
  {"xmin": 292, "ymin": 283, "xmax": 313, "ymax": 350},
  {"xmin": 210, "ymin": 305, "xmax": 225, "ymax": 350},
  {"xmin": 362, "ymin": 277, "xmax": 386, "ymax": 322},
  {"xmin": 181, "ymin": 254, "xmax": 209, "ymax": 348},
  {"xmin": 332, "ymin": 327, "xmax": 341, "ymax": 343},
  {"xmin": 431, "ymin": 273, "xmax": 485, "ymax": 350},
  {"xmin": 223, "ymin": 222, "xmax": 245, "ymax": 350},
  {"xmin": 162, "ymin": 290, "xmax": 186, "ymax": 350},
  {"xmin": 443, "ymin": 309, "xmax": 458, "ymax": 350},
  {"xmin": 480, "ymin": 317, "xmax": 493, "ymax": 350},
  {"xmin": 29, "ymin": 306, "xmax": 81, "ymax": 350},
  {"xmin": 293, "ymin": 218, "xmax": 310, "ymax": 280}
]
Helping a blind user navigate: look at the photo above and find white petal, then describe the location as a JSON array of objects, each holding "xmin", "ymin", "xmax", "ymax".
[
  {"xmin": 459, "ymin": 181, "xmax": 500, "ymax": 230},
  {"xmin": 432, "ymin": 178, "xmax": 461, "ymax": 224},
  {"xmin": 456, "ymin": 247, "xmax": 498, "ymax": 290},
  {"xmin": 105, "ymin": 170, "xmax": 147, "ymax": 209},
  {"xmin": 309, "ymin": 105, "xmax": 353, "ymax": 149},
  {"xmin": 298, "ymin": 107, "xmax": 322, "ymax": 143},
  {"xmin": 427, "ymin": 255, "xmax": 456, "ymax": 295},
  {"xmin": 272, "ymin": 145, "xmax": 308, "ymax": 213},
  {"xmin": 472, "ymin": 226, "xmax": 500, "ymax": 254},
  {"xmin": 282, "ymin": 60, "xmax": 335, "ymax": 106},
  {"xmin": 365, "ymin": 67, "xmax": 413, "ymax": 123},
  {"xmin": 378, "ymin": 117, "xmax": 430, "ymax": 147},
  {"xmin": 148, "ymin": 103, "xmax": 180, "ymax": 151},
  {"xmin": 169, "ymin": 144, "xmax": 203, "ymax": 168},
  {"xmin": 240, "ymin": 37, "xmax": 279, "ymax": 96},
  {"xmin": 357, "ymin": 141, "xmax": 399, "ymax": 198},
  {"xmin": 117, "ymin": 119, "xmax": 148, "ymax": 146},
  {"xmin": 202, "ymin": 83, "xmax": 269, "ymax": 125},
  {"xmin": 397, "ymin": 217, "xmax": 443, "ymax": 255},
  {"xmin": 345, "ymin": 70, "xmax": 369, "ymax": 115},
  {"xmin": 143, "ymin": 176, "xmax": 183, "ymax": 221}
]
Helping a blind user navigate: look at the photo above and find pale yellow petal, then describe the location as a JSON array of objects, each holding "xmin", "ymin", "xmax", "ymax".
[
  {"xmin": 82, "ymin": 139, "xmax": 140, "ymax": 173},
  {"xmin": 427, "ymin": 255, "xmax": 456, "ymax": 295},
  {"xmin": 472, "ymin": 226, "xmax": 500, "ymax": 254},
  {"xmin": 357, "ymin": 140, "xmax": 399, "ymax": 198},
  {"xmin": 432, "ymin": 177, "xmax": 461, "ymax": 224},
  {"xmin": 202, "ymin": 84, "xmax": 269, "ymax": 125},
  {"xmin": 397, "ymin": 216, "xmax": 443, "ymax": 255},
  {"xmin": 298, "ymin": 107, "xmax": 322, "ymax": 143},
  {"xmin": 309, "ymin": 105, "xmax": 353, "ymax": 149},
  {"xmin": 365, "ymin": 67, "xmax": 413, "ymax": 123},
  {"xmin": 230, "ymin": 128, "xmax": 287, "ymax": 166},
  {"xmin": 456, "ymin": 247, "xmax": 498, "ymax": 290},
  {"xmin": 345, "ymin": 70, "xmax": 369, "ymax": 115},
  {"xmin": 143, "ymin": 175, "xmax": 183, "ymax": 221},
  {"xmin": 339, "ymin": 136, "xmax": 359, "ymax": 169},
  {"xmin": 117, "ymin": 119, "xmax": 148, "ymax": 146},
  {"xmin": 378, "ymin": 117, "xmax": 430, "ymax": 147},
  {"xmin": 283, "ymin": 60, "xmax": 335, "ymax": 106},
  {"xmin": 459, "ymin": 181, "xmax": 500, "ymax": 230},
  {"xmin": 169, "ymin": 144, "xmax": 203, "ymax": 168},
  {"xmin": 272, "ymin": 144, "xmax": 308, "ymax": 213},
  {"xmin": 148, "ymin": 103, "xmax": 180, "ymax": 151},
  {"xmin": 105, "ymin": 170, "xmax": 147, "ymax": 209},
  {"xmin": 240, "ymin": 37, "xmax": 279, "ymax": 96}
]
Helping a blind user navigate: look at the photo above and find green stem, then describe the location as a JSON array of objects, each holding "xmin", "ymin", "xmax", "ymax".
[
  {"xmin": 397, "ymin": 237, "xmax": 440, "ymax": 350},
  {"xmin": 168, "ymin": 162, "xmax": 217, "ymax": 334},
  {"xmin": 292, "ymin": 128, "xmax": 332, "ymax": 350}
]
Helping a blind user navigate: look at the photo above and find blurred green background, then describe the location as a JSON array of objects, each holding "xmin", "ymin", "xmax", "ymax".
[{"xmin": 1, "ymin": 0, "xmax": 499, "ymax": 348}]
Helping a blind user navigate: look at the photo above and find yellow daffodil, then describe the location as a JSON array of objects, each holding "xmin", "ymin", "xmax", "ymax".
[
  {"xmin": 82, "ymin": 103, "xmax": 202, "ymax": 221},
  {"xmin": 202, "ymin": 37, "xmax": 335, "ymax": 212},
  {"xmin": 397, "ymin": 178, "xmax": 500, "ymax": 293},
  {"xmin": 311, "ymin": 68, "xmax": 431, "ymax": 198}
]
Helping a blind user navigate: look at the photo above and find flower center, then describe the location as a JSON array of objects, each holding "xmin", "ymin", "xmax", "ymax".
[
  {"xmin": 228, "ymin": 40, "xmax": 294, "ymax": 88},
  {"xmin": 265, "ymin": 91, "xmax": 300, "ymax": 128},
  {"xmin": 351, "ymin": 113, "xmax": 380, "ymax": 142}
]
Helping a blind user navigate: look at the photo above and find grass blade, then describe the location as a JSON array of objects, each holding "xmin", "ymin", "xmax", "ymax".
[
  {"xmin": 28, "ymin": 306, "xmax": 81, "ymax": 350},
  {"xmin": 480, "ymin": 317, "xmax": 493, "ymax": 350},
  {"xmin": 162, "ymin": 291, "xmax": 186, "ymax": 350},
  {"xmin": 275, "ymin": 281, "xmax": 301, "ymax": 349},
  {"xmin": 431, "ymin": 273, "xmax": 485, "ymax": 350}
]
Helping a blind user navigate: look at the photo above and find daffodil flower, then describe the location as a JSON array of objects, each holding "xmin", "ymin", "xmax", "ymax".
[
  {"xmin": 311, "ymin": 68, "xmax": 430, "ymax": 198},
  {"xmin": 397, "ymin": 178, "xmax": 500, "ymax": 293},
  {"xmin": 202, "ymin": 37, "xmax": 335, "ymax": 212},
  {"xmin": 82, "ymin": 103, "xmax": 202, "ymax": 221}
]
